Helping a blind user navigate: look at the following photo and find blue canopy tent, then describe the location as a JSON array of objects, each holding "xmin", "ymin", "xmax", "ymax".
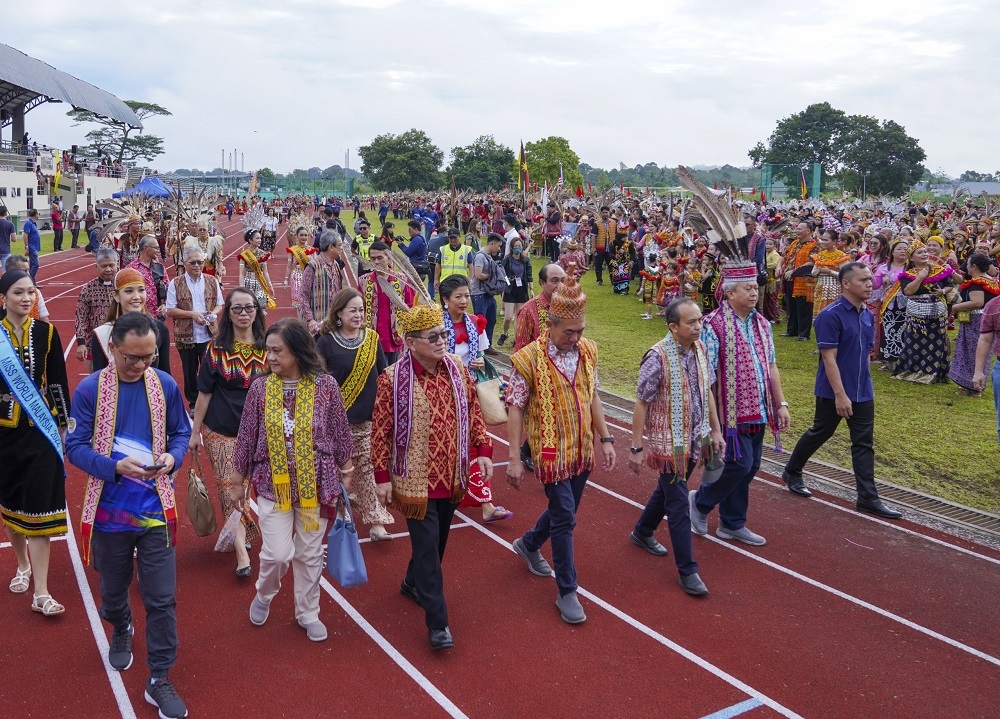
[{"xmin": 113, "ymin": 176, "xmax": 177, "ymax": 198}]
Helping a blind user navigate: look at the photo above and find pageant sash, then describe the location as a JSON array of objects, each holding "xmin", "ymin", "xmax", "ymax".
[{"xmin": 0, "ymin": 326, "xmax": 62, "ymax": 459}]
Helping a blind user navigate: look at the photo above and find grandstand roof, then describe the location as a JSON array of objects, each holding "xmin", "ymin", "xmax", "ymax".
[{"xmin": 0, "ymin": 43, "xmax": 141, "ymax": 128}]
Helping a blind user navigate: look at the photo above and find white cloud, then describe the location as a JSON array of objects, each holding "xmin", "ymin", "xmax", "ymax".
[{"xmin": 4, "ymin": 0, "xmax": 997, "ymax": 177}]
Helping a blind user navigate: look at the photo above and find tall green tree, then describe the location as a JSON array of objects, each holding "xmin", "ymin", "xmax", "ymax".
[
  {"xmin": 749, "ymin": 102, "xmax": 925, "ymax": 196},
  {"xmin": 524, "ymin": 136, "xmax": 584, "ymax": 190},
  {"xmin": 67, "ymin": 100, "xmax": 170, "ymax": 163},
  {"xmin": 837, "ymin": 117, "xmax": 926, "ymax": 196},
  {"xmin": 748, "ymin": 102, "xmax": 848, "ymax": 191},
  {"xmin": 447, "ymin": 135, "xmax": 515, "ymax": 190},
  {"xmin": 257, "ymin": 167, "xmax": 276, "ymax": 185},
  {"xmin": 358, "ymin": 129, "xmax": 443, "ymax": 191}
]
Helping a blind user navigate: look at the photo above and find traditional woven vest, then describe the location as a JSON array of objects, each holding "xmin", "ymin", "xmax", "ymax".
[
  {"xmin": 509, "ymin": 337, "xmax": 597, "ymax": 484},
  {"xmin": 172, "ymin": 273, "xmax": 218, "ymax": 345},
  {"xmin": 594, "ymin": 219, "xmax": 614, "ymax": 251}
]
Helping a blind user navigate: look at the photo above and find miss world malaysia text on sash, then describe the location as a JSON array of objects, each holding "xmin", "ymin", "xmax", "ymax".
[{"xmin": 0, "ymin": 331, "xmax": 63, "ymax": 460}]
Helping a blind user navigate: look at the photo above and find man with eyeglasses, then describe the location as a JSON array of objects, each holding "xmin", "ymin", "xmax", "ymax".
[
  {"xmin": 166, "ymin": 247, "xmax": 223, "ymax": 415},
  {"xmin": 300, "ymin": 231, "xmax": 347, "ymax": 334},
  {"xmin": 372, "ymin": 303, "xmax": 493, "ymax": 650},
  {"xmin": 127, "ymin": 236, "xmax": 168, "ymax": 318},
  {"xmin": 66, "ymin": 312, "xmax": 192, "ymax": 719}
]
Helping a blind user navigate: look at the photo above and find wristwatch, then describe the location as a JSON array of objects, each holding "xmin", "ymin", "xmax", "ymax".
[
  {"xmin": 779, "ymin": 401, "xmax": 789, "ymax": 407},
  {"xmin": 600, "ymin": 436, "xmax": 615, "ymax": 444},
  {"xmin": 629, "ymin": 446, "xmax": 644, "ymax": 455}
]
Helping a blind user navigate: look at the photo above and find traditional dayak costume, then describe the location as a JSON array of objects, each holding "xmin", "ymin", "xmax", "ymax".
[
  {"xmin": 889, "ymin": 241, "xmax": 955, "ymax": 384},
  {"xmin": 508, "ymin": 273, "xmax": 600, "ymax": 618},
  {"xmin": 370, "ymin": 302, "xmax": 491, "ymax": 641},
  {"xmin": 315, "ymin": 328, "xmax": 393, "ymax": 532},
  {"xmin": 948, "ymin": 275, "xmax": 1000, "ymax": 390},
  {"xmin": 240, "ymin": 246, "xmax": 275, "ymax": 311},
  {"xmin": 286, "ymin": 243, "xmax": 317, "ymax": 310},
  {"xmin": 512, "ymin": 293, "xmax": 550, "ymax": 352},
  {"xmin": 360, "ymin": 270, "xmax": 415, "ymax": 364},
  {"xmin": 0, "ymin": 298, "xmax": 70, "ymax": 539},
  {"xmin": 811, "ymin": 248, "xmax": 850, "ymax": 317}
]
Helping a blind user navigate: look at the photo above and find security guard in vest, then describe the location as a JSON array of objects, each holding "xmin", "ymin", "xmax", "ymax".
[
  {"xmin": 352, "ymin": 219, "xmax": 375, "ymax": 260},
  {"xmin": 433, "ymin": 227, "xmax": 473, "ymax": 294}
]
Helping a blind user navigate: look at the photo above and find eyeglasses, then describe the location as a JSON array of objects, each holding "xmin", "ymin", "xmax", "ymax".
[
  {"xmin": 417, "ymin": 330, "xmax": 452, "ymax": 344},
  {"xmin": 186, "ymin": 260, "xmax": 204, "ymax": 266},
  {"xmin": 230, "ymin": 305, "xmax": 257, "ymax": 315},
  {"xmin": 118, "ymin": 351, "xmax": 158, "ymax": 366}
]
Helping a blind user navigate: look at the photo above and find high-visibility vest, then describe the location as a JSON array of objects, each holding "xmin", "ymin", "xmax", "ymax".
[
  {"xmin": 440, "ymin": 244, "xmax": 472, "ymax": 280},
  {"xmin": 356, "ymin": 236, "xmax": 374, "ymax": 260}
]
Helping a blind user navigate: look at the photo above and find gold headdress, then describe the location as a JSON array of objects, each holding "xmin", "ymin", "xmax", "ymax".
[{"xmin": 549, "ymin": 267, "xmax": 587, "ymax": 319}]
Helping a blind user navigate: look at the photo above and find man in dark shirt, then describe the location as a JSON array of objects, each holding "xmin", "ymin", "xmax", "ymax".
[
  {"xmin": 0, "ymin": 207, "xmax": 16, "ymax": 272},
  {"xmin": 781, "ymin": 262, "xmax": 902, "ymax": 519}
]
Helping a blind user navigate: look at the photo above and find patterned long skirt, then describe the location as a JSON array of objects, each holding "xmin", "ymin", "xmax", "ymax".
[
  {"xmin": 812, "ymin": 275, "xmax": 841, "ymax": 317},
  {"xmin": 891, "ymin": 299, "xmax": 949, "ymax": 384},
  {"xmin": 948, "ymin": 311, "xmax": 983, "ymax": 390},
  {"xmin": 290, "ymin": 266, "xmax": 305, "ymax": 309},
  {"xmin": 611, "ymin": 261, "xmax": 632, "ymax": 294},
  {"xmin": 348, "ymin": 422, "xmax": 394, "ymax": 526},
  {"xmin": 260, "ymin": 230, "xmax": 278, "ymax": 254},
  {"xmin": 879, "ymin": 307, "xmax": 906, "ymax": 362},
  {"xmin": 762, "ymin": 281, "xmax": 781, "ymax": 322},
  {"xmin": 865, "ymin": 300, "xmax": 884, "ymax": 358},
  {"xmin": 203, "ymin": 427, "xmax": 260, "ymax": 542}
]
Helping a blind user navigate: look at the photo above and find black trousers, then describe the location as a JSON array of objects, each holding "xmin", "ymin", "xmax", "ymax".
[
  {"xmin": 784, "ymin": 282, "xmax": 797, "ymax": 335},
  {"xmin": 593, "ymin": 250, "xmax": 610, "ymax": 282},
  {"xmin": 53, "ymin": 228, "xmax": 64, "ymax": 251},
  {"xmin": 547, "ymin": 237, "xmax": 561, "ymax": 263},
  {"xmin": 790, "ymin": 296, "xmax": 813, "ymax": 339},
  {"xmin": 784, "ymin": 398, "xmax": 878, "ymax": 504},
  {"xmin": 177, "ymin": 342, "xmax": 208, "ymax": 407},
  {"xmin": 70, "ymin": 228, "xmax": 80, "ymax": 247},
  {"xmin": 404, "ymin": 498, "xmax": 457, "ymax": 630}
]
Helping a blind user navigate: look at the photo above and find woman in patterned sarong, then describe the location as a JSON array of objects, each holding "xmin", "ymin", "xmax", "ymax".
[
  {"xmin": 948, "ymin": 254, "xmax": 1000, "ymax": 394},
  {"xmin": 890, "ymin": 241, "xmax": 955, "ymax": 384},
  {"xmin": 189, "ymin": 288, "xmax": 267, "ymax": 576}
]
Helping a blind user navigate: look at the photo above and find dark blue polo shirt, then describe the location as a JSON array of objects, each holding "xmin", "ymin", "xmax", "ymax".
[{"xmin": 814, "ymin": 295, "xmax": 875, "ymax": 402}]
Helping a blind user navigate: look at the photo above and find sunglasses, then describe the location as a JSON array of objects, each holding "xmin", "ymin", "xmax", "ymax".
[
  {"xmin": 417, "ymin": 330, "xmax": 451, "ymax": 344},
  {"xmin": 230, "ymin": 305, "xmax": 257, "ymax": 315}
]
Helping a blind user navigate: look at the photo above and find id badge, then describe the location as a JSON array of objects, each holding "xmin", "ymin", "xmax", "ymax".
[{"xmin": 515, "ymin": 277, "xmax": 523, "ymax": 287}]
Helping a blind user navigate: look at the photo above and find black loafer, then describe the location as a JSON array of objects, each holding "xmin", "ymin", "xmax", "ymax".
[
  {"xmin": 429, "ymin": 627, "xmax": 454, "ymax": 650},
  {"xmin": 400, "ymin": 579, "xmax": 421, "ymax": 606},
  {"xmin": 629, "ymin": 531, "xmax": 668, "ymax": 556},
  {"xmin": 856, "ymin": 500, "xmax": 902, "ymax": 520},
  {"xmin": 781, "ymin": 471, "xmax": 812, "ymax": 498},
  {"xmin": 521, "ymin": 454, "xmax": 535, "ymax": 473}
]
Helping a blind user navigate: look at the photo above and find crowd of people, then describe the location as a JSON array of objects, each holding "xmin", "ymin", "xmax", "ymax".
[{"xmin": 2, "ymin": 178, "xmax": 999, "ymax": 719}]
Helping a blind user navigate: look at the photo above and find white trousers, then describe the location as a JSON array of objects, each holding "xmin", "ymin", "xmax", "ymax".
[{"xmin": 255, "ymin": 497, "xmax": 329, "ymax": 624}]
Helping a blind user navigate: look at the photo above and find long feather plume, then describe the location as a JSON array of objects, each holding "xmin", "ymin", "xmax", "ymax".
[{"xmin": 675, "ymin": 166, "xmax": 746, "ymax": 244}]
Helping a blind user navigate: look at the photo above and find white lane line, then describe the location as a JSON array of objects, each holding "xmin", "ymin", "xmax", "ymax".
[
  {"xmin": 454, "ymin": 511, "xmax": 804, "ymax": 719},
  {"xmin": 597, "ymin": 419, "xmax": 1000, "ymax": 566},
  {"xmin": 246, "ymin": 498, "xmax": 468, "ymax": 718},
  {"xmin": 63, "ymin": 513, "xmax": 139, "ymax": 719},
  {"xmin": 358, "ymin": 522, "xmax": 471, "ymax": 544},
  {"xmin": 585, "ymin": 479, "xmax": 1000, "ymax": 669},
  {"xmin": 487, "ymin": 430, "xmax": 1000, "ymax": 668}
]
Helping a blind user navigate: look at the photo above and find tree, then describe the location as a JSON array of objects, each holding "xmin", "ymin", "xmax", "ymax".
[
  {"xmin": 67, "ymin": 100, "xmax": 171, "ymax": 163},
  {"xmin": 750, "ymin": 102, "xmax": 926, "ymax": 196},
  {"xmin": 838, "ymin": 118, "xmax": 926, "ymax": 196},
  {"xmin": 524, "ymin": 136, "xmax": 584, "ymax": 190},
  {"xmin": 748, "ymin": 102, "xmax": 849, "ymax": 191},
  {"xmin": 358, "ymin": 129, "xmax": 443, "ymax": 191},
  {"xmin": 958, "ymin": 170, "xmax": 996, "ymax": 182},
  {"xmin": 257, "ymin": 167, "xmax": 276, "ymax": 185},
  {"xmin": 447, "ymin": 135, "xmax": 515, "ymax": 190}
]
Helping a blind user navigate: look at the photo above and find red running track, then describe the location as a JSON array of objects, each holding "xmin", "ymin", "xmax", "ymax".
[{"xmin": 1, "ymin": 216, "xmax": 998, "ymax": 718}]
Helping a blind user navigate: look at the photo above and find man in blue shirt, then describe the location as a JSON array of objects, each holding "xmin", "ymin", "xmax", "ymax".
[
  {"xmin": 781, "ymin": 262, "xmax": 902, "ymax": 519},
  {"xmin": 66, "ymin": 312, "xmax": 192, "ymax": 719},
  {"xmin": 400, "ymin": 217, "xmax": 428, "ymax": 276},
  {"xmin": 21, "ymin": 208, "xmax": 41, "ymax": 280}
]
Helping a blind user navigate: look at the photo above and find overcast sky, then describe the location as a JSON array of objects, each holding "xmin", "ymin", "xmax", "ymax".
[{"xmin": 5, "ymin": 0, "xmax": 996, "ymax": 177}]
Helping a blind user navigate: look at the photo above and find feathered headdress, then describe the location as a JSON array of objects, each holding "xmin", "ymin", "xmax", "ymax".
[
  {"xmin": 94, "ymin": 195, "xmax": 145, "ymax": 246},
  {"xmin": 241, "ymin": 198, "xmax": 265, "ymax": 237},
  {"xmin": 364, "ymin": 246, "xmax": 443, "ymax": 333},
  {"xmin": 676, "ymin": 166, "xmax": 755, "ymax": 282}
]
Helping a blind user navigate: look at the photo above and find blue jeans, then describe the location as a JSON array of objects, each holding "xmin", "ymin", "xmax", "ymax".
[
  {"xmin": 635, "ymin": 461, "xmax": 698, "ymax": 575},
  {"xmin": 92, "ymin": 528, "xmax": 178, "ymax": 677},
  {"xmin": 27, "ymin": 249, "xmax": 39, "ymax": 280},
  {"xmin": 0, "ymin": 253, "xmax": 9, "ymax": 273},
  {"xmin": 693, "ymin": 428, "xmax": 764, "ymax": 531},
  {"xmin": 472, "ymin": 293, "xmax": 497, "ymax": 344},
  {"xmin": 993, "ymin": 358, "xmax": 1000, "ymax": 445},
  {"xmin": 522, "ymin": 471, "xmax": 590, "ymax": 596}
]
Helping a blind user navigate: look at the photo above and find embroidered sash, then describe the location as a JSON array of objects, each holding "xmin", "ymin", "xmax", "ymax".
[
  {"xmin": 240, "ymin": 248, "xmax": 275, "ymax": 309},
  {"xmin": 391, "ymin": 352, "xmax": 470, "ymax": 486},
  {"xmin": 263, "ymin": 373, "xmax": 319, "ymax": 530},
  {"xmin": 645, "ymin": 339, "xmax": 712, "ymax": 475},
  {"xmin": 444, "ymin": 312, "xmax": 479, "ymax": 361},
  {"xmin": 339, "ymin": 330, "xmax": 378, "ymax": 410},
  {"xmin": 80, "ymin": 367, "xmax": 173, "ymax": 565},
  {"xmin": 0, "ymin": 321, "xmax": 62, "ymax": 458},
  {"xmin": 289, "ymin": 243, "xmax": 311, "ymax": 270}
]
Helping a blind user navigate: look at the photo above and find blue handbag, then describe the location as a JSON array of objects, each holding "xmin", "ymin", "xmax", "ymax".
[{"xmin": 325, "ymin": 492, "xmax": 368, "ymax": 588}]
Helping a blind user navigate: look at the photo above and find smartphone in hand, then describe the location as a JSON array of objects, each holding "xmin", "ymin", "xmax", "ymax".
[{"xmin": 143, "ymin": 464, "xmax": 168, "ymax": 471}]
